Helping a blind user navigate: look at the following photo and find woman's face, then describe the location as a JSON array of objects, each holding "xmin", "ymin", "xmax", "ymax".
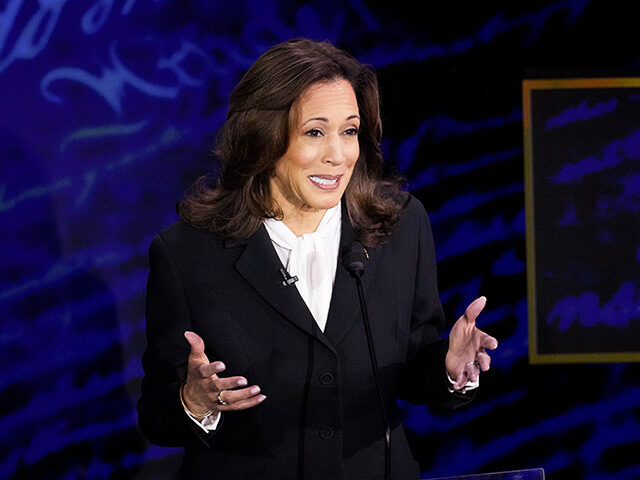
[{"xmin": 270, "ymin": 78, "xmax": 360, "ymax": 218}]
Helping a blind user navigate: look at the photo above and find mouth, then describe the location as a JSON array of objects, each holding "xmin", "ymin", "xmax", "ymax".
[{"xmin": 308, "ymin": 174, "xmax": 342, "ymax": 191}]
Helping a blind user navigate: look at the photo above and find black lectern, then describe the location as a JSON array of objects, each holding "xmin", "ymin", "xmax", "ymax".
[{"xmin": 424, "ymin": 468, "xmax": 545, "ymax": 480}]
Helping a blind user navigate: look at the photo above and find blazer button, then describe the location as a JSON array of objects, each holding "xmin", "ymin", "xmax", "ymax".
[
  {"xmin": 319, "ymin": 372, "xmax": 334, "ymax": 385},
  {"xmin": 319, "ymin": 426, "xmax": 335, "ymax": 440}
]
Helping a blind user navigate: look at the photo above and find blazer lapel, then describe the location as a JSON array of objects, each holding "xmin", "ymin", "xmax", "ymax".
[
  {"xmin": 324, "ymin": 208, "xmax": 381, "ymax": 346},
  {"xmin": 232, "ymin": 225, "xmax": 333, "ymax": 350}
]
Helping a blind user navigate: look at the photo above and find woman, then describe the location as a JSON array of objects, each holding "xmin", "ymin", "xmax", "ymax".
[{"xmin": 138, "ymin": 38, "xmax": 497, "ymax": 480}]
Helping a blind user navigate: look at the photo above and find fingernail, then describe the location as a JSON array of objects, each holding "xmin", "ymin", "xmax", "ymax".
[
  {"xmin": 215, "ymin": 363, "xmax": 225, "ymax": 371},
  {"xmin": 250, "ymin": 386, "xmax": 261, "ymax": 395},
  {"xmin": 237, "ymin": 378, "xmax": 248, "ymax": 386},
  {"xmin": 258, "ymin": 395, "xmax": 266, "ymax": 402}
]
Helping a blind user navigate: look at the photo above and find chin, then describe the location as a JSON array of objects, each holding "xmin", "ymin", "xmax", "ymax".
[{"xmin": 308, "ymin": 194, "xmax": 342, "ymax": 210}]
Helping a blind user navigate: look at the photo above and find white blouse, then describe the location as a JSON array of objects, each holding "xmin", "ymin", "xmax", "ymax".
[{"xmin": 262, "ymin": 201, "xmax": 342, "ymax": 333}]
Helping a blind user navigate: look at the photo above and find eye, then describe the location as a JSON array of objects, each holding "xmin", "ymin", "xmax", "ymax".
[
  {"xmin": 305, "ymin": 129, "xmax": 323, "ymax": 138},
  {"xmin": 344, "ymin": 127, "xmax": 359, "ymax": 136}
]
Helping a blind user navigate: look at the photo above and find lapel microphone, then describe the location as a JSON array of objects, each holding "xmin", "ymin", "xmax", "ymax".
[
  {"xmin": 341, "ymin": 242, "xmax": 391, "ymax": 480},
  {"xmin": 279, "ymin": 267, "xmax": 298, "ymax": 287}
]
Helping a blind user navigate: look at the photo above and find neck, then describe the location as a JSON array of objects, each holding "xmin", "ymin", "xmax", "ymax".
[
  {"xmin": 270, "ymin": 183, "xmax": 327, "ymax": 236},
  {"xmin": 279, "ymin": 203, "xmax": 327, "ymax": 236}
]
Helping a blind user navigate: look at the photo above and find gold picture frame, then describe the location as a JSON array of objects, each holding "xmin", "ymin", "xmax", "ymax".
[{"xmin": 523, "ymin": 77, "xmax": 640, "ymax": 364}]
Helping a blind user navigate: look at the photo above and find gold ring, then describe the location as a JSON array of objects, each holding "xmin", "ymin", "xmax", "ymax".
[{"xmin": 217, "ymin": 391, "xmax": 228, "ymax": 406}]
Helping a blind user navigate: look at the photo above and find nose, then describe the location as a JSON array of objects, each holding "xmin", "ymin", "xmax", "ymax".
[{"xmin": 322, "ymin": 136, "xmax": 345, "ymax": 165}]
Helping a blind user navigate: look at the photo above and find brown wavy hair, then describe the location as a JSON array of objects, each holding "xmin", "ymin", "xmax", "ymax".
[{"xmin": 178, "ymin": 38, "xmax": 407, "ymax": 247}]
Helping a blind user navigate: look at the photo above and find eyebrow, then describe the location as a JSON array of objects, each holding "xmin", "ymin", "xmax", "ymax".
[{"xmin": 302, "ymin": 114, "xmax": 360, "ymax": 125}]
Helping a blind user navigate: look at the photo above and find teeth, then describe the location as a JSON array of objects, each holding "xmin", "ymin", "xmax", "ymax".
[{"xmin": 310, "ymin": 176, "xmax": 338, "ymax": 185}]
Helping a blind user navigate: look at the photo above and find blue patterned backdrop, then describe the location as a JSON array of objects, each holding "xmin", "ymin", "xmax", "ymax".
[
  {"xmin": 529, "ymin": 83, "xmax": 640, "ymax": 358},
  {"xmin": 1, "ymin": 1, "xmax": 639, "ymax": 479}
]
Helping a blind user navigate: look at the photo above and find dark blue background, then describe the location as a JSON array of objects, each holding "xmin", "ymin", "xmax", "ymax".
[{"xmin": 1, "ymin": 1, "xmax": 639, "ymax": 479}]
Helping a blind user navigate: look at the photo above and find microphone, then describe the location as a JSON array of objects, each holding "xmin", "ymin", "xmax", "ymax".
[
  {"xmin": 342, "ymin": 243, "xmax": 367, "ymax": 279},
  {"xmin": 279, "ymin": 267, "xmax": 298, "ymax": 287},
  {"xmin": 341, "ymin": 243, "xmax": 391, "ymax": 480}
]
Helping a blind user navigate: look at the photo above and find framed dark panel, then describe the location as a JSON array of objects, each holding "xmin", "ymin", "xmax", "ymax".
[{"xmin": 523, "ymin": 78, "xmax": 640, "ymax": 364}]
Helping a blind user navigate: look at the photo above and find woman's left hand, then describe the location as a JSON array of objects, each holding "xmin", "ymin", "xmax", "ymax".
[{"xmin": 445, "ymin": 296, "xmax": 498, "ymax": 391}]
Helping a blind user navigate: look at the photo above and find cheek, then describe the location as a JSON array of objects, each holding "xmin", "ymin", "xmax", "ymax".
[
  {"xmin": 276, "ymin": 152, "xmax": 311, "ymax": 182},
  {"xmin": 288, "ymin": 148, "xmax": 317, "ymax": 175}
]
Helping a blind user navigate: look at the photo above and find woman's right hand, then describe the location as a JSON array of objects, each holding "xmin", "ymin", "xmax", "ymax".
[{"xmin": 182, "ymin": 331, "xmax": 266, "ymax": 417}]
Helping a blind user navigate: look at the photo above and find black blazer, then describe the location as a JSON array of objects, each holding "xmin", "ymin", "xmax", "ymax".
[{"xmin": 138, "ymin": 196, "xmax": 472, "ymax": 480}]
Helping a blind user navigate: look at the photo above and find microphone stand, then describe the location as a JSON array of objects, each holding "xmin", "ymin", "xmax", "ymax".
[
  {"xmin": 344, "ymin": 244, "xmax": 391, "ymax": 480},
  {"xmin": 353, "ymin": 273, "xmax": 391, "ymax": 480}
]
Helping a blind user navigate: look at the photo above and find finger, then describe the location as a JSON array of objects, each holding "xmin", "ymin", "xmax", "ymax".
[
  {"xmin": 453, "ymin": 373, "xmax": 469, "ymax": 390},
  {"xmin": 217, "ymin": 385, "xmax": 262, "ymax": 405},
  {"xmin": 212, "ymin": 375, "xmax": 249, "ymax": 391},
  {"xmin": 223, "ymin": 393, "xmax": 267, "ymax": 411},
  {"xmin": 466, "ymin": 363, "xmax": 480, "ymax": 383},
  {"xmin": 462, "ymin": 296, "xmax": 487, "ymax": 325},
  {"xmin": 477, "ymin": 351, "xmax": 491, "ymax": 371},
  {"xmin": 184, "ymin": 331, "xmax": 209, "ymax": 365},
  {"xmin": 196, "ymin": 361, "xmax": 226, "ymax": 379},
  {"xmin": 481, "ymin": 332, "xmax": 498, "ymax": 350}
]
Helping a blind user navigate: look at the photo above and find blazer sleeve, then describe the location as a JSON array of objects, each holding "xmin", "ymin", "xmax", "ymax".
[
  {"xmin": 137, "ymin": 233, "xmax": 219, "ymax": 447},
  {"xmin": 396, "ymin": 198, "xmax": 474, "ymax": 409}
]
